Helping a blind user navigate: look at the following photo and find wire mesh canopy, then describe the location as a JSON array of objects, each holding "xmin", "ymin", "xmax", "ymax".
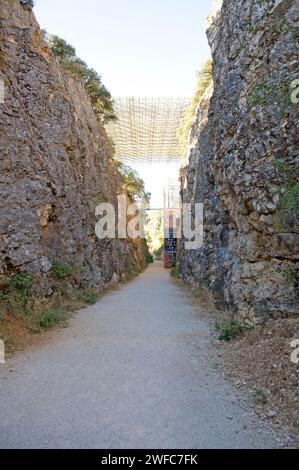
[{"xmin": 105, "ymin": 97, "xmax": 190, "ymax": 164}]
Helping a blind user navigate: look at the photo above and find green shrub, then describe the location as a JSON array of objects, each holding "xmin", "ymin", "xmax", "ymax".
[
  {"xmin": 145, "ymin": 252, "xmax": 154, "ymax": 264},
  {"xmin": 4, "ymin": 273, "xmax": 32, "ymax": 294},
  {"xmin": 215, "ymin": 319, "xmax": 244, "ymax": 342},
  {"xmin": 34, "ymin": 308, "xmax": 68, "ymax": 331},
  {"xmin": 0, "ymin": 273, "xmax": 32, "ymax": 315},
  {"xmin": 51, "ymin": 261, "xmax": 73, "ymax": 280},
  {"xmin": 170, "ymin": 266, "xmax": 181, "ymax": 279}
]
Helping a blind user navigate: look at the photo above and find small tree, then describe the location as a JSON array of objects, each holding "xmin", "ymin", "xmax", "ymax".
[
  {"xmin": 83, "ymin": 68, "xmax": 117, "ymax": 124},
  {"xmin": 116, "ymin": 162, "xmax": 151, "ymax": 204},
  {"xmin": 45, "ymin": 34, "xmax": 117, "ymax": 123},
  {"xmin": 46, "ymin": 35, "xmax": 76, "ymax": 62}
]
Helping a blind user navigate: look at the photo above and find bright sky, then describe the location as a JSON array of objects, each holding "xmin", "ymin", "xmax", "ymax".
[
  {"xmin": 134, "ymin": 162, "xmax": 181, "ymax": 208},
  {"xmin": 35, "ymin": 0, "xmax": 213, "ymax": 97},
  {"xmin": 34, "ymin": 0, "xmax": 213, "ymax": 206}
]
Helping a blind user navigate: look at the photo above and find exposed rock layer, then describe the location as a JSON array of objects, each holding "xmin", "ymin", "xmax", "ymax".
[
  {"xmin": 0, "ymin": 0, "xmax": 147, "ymax": 294},
  {"xmin": 179, "ymin": 0, "xmax": 299, "ymax": 322}
]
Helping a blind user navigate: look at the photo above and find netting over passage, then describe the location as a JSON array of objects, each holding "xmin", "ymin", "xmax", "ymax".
[{"xmin": 105, "ymin": 97, "xmax": 190, "ymax": 164}]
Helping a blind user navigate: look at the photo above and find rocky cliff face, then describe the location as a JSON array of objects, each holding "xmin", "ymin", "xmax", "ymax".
[
  {"xmin": 179, "ymin": 0, "xmax": 299, "ymax": 322},
  {"xmin": 0, "ymin": 0, "xmax": 147, "ymax": 296}
]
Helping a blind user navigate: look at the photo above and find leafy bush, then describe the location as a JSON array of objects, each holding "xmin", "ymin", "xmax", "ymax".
[
  {"xmin": 116, "ymin": 161, "xmax": 150, "ymax": 203},
  {"xmin": 215, "ymin": 319, "xmax": 244, "ymax": 342},
  {"xmin": 51, "ymin": 261, "xmax": 73, "ymax": 280},
  {"xmin": 45, "ymin": 34, "xmax": 116, "ymax": 123},
  {"xmin": 20, "ymin": 0, "xmax": 35, "ymax": 10},
  {"xmin": 34, "ymin": 308, "xmax": 68, "ymax": 331},
  {"xmin": 177, "ymin": 59, "xmax": 213, "ymax": 156},
  {"xmin": 0, "ymin": 273, "xmax": 32, "ymax": 315},
  {"xmin": 145, "ymin": 252, "xmax": 154, "ymax": 264},
  {"xmin": 4, "ymin": 273, "xmax": 32, "ymax": 294}
]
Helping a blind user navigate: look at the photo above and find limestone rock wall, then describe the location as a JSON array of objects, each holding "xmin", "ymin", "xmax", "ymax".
[
  {"xmin": 0, "ymin": 0, "xmax": 147, "ymax": 294},
  {"xmin": 179, "ymin": 0, "xmax": 299, "ymax": 322}
]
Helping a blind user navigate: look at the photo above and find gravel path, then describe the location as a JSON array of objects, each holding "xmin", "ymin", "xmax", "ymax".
[{"xmin": 0, "ymin": 262, "xmax": 280, "ymax": 449}]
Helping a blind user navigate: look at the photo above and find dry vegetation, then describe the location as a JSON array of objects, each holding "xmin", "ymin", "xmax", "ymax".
[
  {"xmin": 0, "ymin": 263, "xmax": 101, "ymax": 354},
  {"xmin": 219, "ymin": 318, "xmax": 299, "ymax": 446}
]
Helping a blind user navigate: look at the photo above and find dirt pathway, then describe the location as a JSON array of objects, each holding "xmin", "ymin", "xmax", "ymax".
[{"xmin": 0, "ymin": 262, "xmax": 281, "ymax": 448}]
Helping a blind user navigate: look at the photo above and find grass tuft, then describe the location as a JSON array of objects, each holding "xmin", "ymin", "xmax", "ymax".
[
  {"xmin": 76, "ymin": 291, "xmax": 98, "ymax": 305},
  {"xmin": 33, "ymin": 307, "xmax": 69, "ymax": 331},
  {"xmin": 215, "ymin": 319, "xmax": 245, "ymax": 342},
  {"xmin": 51, "ymin": 261, "xmax": 73, "ymax": 280},
  {"xmin": 170, "ymin": 266, "xmax": 181, "ymax": 279}
]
